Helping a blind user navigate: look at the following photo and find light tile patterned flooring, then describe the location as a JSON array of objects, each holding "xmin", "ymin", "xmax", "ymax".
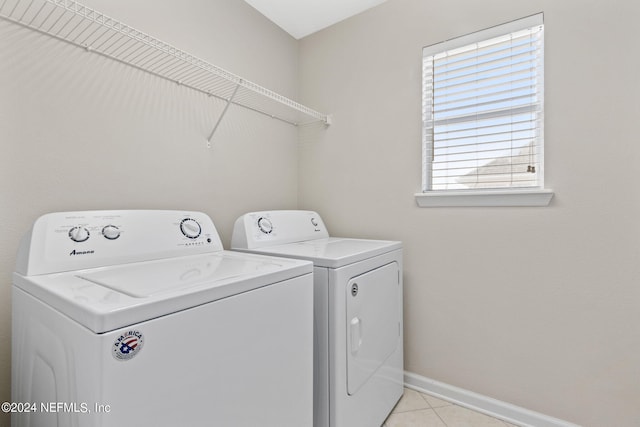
[{"xmin": 384, "ymin": 388, "xmax": 518, "ymax": 427}]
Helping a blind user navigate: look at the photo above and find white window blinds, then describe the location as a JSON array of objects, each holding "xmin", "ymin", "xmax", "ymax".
[{"xmin": 422, "ymin": 14, "xmax": 544, "ymax": 192}]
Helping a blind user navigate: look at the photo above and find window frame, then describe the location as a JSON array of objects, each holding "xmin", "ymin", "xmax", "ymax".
[{"xmin": 415, "ymin": 13, "xmax": 553, "ymax": 207}]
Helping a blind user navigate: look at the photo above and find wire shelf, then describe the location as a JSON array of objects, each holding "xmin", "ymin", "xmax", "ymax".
[{"xmin": 0, "ymin": 0, "xmax": 331, "ymax": 142}]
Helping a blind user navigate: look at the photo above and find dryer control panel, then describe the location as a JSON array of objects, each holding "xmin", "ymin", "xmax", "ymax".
[
  {"xmin": 231, "ymin": 210, "xmax": 329, "ymax": 250},
  {"xmin": 15, "ymin": 210, "xmax": 223, "ymax": 275}
]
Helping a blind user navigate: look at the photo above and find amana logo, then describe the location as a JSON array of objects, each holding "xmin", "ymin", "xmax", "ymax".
[{"xmin": 69, "ymin": 249, "xmax": 95, "ymax": 256}]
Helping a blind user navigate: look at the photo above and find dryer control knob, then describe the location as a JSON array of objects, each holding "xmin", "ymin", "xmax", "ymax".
[
  {"xmin": 69, "ymin": 226, "xmax": 90, "ymax": 242},
  {"xmin": 180, "ymin": 218, "xmax": 201, "ymax": 239},
  {"xmin": 102, "ymin": 225, "xmax": 120, "ymax": 240},
  {"xmin": 257, "ymin": 217, "xmax": 273, "ymax": 234}
]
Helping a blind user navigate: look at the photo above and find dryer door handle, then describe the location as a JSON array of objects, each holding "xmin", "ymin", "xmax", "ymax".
[{"xmin": 350, "ymin": 317, "xmax": 362, "ymax": 355}]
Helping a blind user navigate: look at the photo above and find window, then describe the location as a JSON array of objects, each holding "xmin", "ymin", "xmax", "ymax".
[{"xmin": 417, "ymin": 14, "xmax": 552, "ymax": 207}]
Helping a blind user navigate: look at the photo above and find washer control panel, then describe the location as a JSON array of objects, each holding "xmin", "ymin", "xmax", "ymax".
[
  {"xmin": 16, "ymin": 210, "xmax": 224, "ymax": 275},
  {"xmin": 231, "ymin": 210, "xmax": 329, "ymax": 250}
]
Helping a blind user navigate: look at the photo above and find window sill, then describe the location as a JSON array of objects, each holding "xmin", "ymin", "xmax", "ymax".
[{"xmin": 414, "ymin": 189, "xmax": 554, "ymax": 207}]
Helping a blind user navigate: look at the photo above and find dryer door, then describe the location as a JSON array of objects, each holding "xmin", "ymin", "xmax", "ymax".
[{"xmin": 346, "ymin": 261, "xmax": 400, "ymax": 395}]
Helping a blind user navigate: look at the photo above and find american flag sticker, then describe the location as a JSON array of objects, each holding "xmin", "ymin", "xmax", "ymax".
[{"xmin": 113, "ymin": 330, "xmax": 145, "ymax": 361}]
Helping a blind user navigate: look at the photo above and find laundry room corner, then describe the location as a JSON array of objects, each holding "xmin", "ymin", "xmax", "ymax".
[{"xmin": 298, "ymin": 0, "xmax": 640, "ymax": 426}]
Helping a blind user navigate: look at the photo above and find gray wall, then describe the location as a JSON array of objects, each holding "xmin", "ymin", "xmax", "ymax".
[
  {"xmin": 0, "ymin": 1, "xmax": 298, "ymax": 425},
  {"xmin": 298, "ymin": 0, "xmax": 640, "ymax": 426}
]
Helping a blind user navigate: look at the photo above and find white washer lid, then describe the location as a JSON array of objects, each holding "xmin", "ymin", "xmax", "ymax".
[
  {"xmin": 13, "ymin": 251, "xmax": 312, "ymax": 333},
  {"xmin": 240, "ymin": 237, "xmax": 402, "ymax": 268}
]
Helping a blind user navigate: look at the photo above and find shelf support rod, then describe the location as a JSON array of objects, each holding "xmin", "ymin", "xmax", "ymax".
[{"xmin": 207, "ymin": 82, "xmax": 241, "ymax": 147}]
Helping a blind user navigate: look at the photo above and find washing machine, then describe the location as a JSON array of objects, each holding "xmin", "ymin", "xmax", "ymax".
[
  {"xmin": 12, "ymin": 210, "xmax": 314, "ymax": 427},
  {"xmin": 231, "ymin": 210, "xmax": 403, "ymax": 427}
]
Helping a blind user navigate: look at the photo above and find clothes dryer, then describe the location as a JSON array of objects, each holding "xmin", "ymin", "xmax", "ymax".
[
  {"xmin": 232, "ymin": 210, "xmax": 403, "ymax": 427},
  {"xmin": 12, "ymin": 210, "xmax": 313, "ymax": 427}
]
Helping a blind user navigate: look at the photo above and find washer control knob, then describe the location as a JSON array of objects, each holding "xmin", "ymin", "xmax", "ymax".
[
  {"xmin": 180, "ymin": 218, "xmax": 201, "ymax": 239},
  {"xmin": 69, "ymin": 226, "xmax": 90, "ymax": 242},
  {"xmin": 102, "ymin": 225, "xmax": 120, "ymax": 240},
  {"xmin": 257, "ymin": 217, "xmax": 273, "ymax": 234}
]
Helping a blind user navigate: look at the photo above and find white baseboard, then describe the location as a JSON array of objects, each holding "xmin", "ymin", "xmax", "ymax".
[{"xmin": 404, "ymin": 371, "xmax": 582, "ymax": 427}]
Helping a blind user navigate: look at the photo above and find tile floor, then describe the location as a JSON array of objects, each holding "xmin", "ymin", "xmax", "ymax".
[{"xmin": 383, "ymin": 388, "xmax": 518, "ymax": 427}]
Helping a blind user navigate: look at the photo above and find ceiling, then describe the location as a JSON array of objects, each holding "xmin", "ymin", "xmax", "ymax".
[{"xmin": 243, "ymin": 0, "xmax": 388, "ymax": 39}]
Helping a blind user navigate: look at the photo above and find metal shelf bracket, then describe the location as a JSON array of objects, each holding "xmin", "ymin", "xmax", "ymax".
[{"xmin": 207, "ymin": 82, "xmax": 241, "ymax": 148}]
